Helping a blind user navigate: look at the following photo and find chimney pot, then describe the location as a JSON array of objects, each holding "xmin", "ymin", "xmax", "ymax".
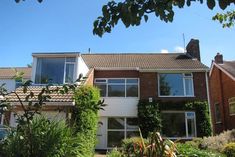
[{"xmin": 215, "ymin": 53, "xmax": 223, "ymax": 64}]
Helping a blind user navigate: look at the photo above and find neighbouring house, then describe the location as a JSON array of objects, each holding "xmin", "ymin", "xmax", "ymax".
[
  {"xmin": 209, "ymin": 53, "xmax": 235, "ymax": 134},
  {"xmin": 0, "ymin": 67, "xmax": 31, "ymax": 125},
  {"xmin": 2, "ymin": 39, "xmax": 210, "ymax": 150}
]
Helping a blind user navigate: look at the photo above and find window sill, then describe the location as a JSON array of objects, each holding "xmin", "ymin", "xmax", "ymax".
[{"xmin": 215, "ymin": 121, "xmax": 222, "ymax": 124}]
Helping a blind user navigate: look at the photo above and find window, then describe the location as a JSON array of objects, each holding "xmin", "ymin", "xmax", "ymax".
[
  {"xmin": 107, "ymin": 117, "xmax": 138, "ymax": 147},
  {"xmin": 35, "ymin": 57, "xmax": 76, "ymax": 84},
  {"xmin": 228, "ymin": 97, "xmax": 235, "ymax": 115},
  {"xmin": 159, "ymin": 73, "xmax": 194, "ymax": 97},
  {"xmin": 94, "ymin": 78, "xmax": 139, "ymax": 97},
  {"xmin": 161, "ymin": 111, "xmax": 196, "ymax": 138},
  {"xmin": 214, "ymin": 103, "xmax": 222, "ymax": 123},
  {"xmin": 15, "ymin": 79, "xmax": 23, "ymax": 88}
]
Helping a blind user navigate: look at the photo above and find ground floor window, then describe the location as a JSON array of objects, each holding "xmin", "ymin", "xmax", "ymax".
[
  {"xmin": 107, "ymin": 117, "xmax": 139, "ymax": 147},
  {"xmin": 161, "ymin": 111, "xmax": 196, "ymax": 138},
  {"xmin": 214, "ymin": 103, "xmax": 222, "ymax": 123}
]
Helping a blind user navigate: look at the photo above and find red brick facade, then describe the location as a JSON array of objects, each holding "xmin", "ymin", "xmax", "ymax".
[
  {"xmin": 94, "ymin": 70, "xmax": 208, "ymax": 102},
  {"xmin": 210, "ymin": 65, "xmax": 235, "ymax": 134}
]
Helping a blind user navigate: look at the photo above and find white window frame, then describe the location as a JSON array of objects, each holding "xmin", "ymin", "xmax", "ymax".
[
  {"xmin": 158, "ymin": 73, "xmax": 194, "ymax": 97},
  {"xmin": 107, "ymin": 117, "xmax": 139, "ymax": 148},
  {"xmin": 94, "ymin": 78, "xmax": 139, "ymax": 98},
  {"xmin": 161, "ymin": 111, "xmax": 197, "ymax": 139},
  {"xmin": 64, "ymin": 57, "xmax": 76, "ymax": 84}
]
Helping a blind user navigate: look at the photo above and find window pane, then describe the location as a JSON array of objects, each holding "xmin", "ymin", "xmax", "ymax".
[
  {"xmin": 126, "ymin": 79, "xmax": 138, "ymax": 84},
  {"xmin": 95, "ymin": 79, "xmax": 106, "ymax": 83},
  {"xmin": 35, "ymin": 58, "xmax": 65, "ymax": 84},
  {"xmin": 95, "ymin": 84, "xmax": 107, "ymax": 97},
  {"xmin": 66, "ymin": 57, "xmax": 76, "ymax": 62},
  {"xmin": 108, "ymin": 118, "xmax": 125, "ymax": 129},
  {"xmin": 126, "ymin": 85, "xmax": 138, "ymax": 97},
  {"xmin": 126, "ymin": 131, "xmax": 139, "ymax": 138},
  {"xmin": 108, "ymin": 79, "xmax": 125, "ymax": 84},
  {"xmin": 108, "ymin": 131, "xmax": 124, "ymax": 147},
  {"xmin": 126, "ymin": 118, "xmax": 138, "ymax": 130},
  {"xmin": 108, "ymin": 85, "xmax": 125, "ymax": 97},
  {"xmin": 230, "ymin": 103, "xmax": 235, "ymax": 115},
  {"xmin": 65, "ymin": 64, "xmax": 74, "ymax": 83},
  {"xmin": 185, "ymin": 78, "xmax": 193, "ymax": 96},
  {"xmin": 214, "ymin": 104, "xmax": 222, "ymax": 122},
  {"xmin": 187, "ymin": 119, "xmax": 196, "ymax": 137},
  {"xmin": 162, "ymin": 112, "xmax": 186, "ymax": 137},
  {"xmin": 159, "ymin": 74, "xmax": 184, "ymax": 96}
]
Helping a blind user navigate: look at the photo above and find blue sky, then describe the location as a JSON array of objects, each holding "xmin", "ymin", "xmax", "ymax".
[{"xmin": 0, "ymin": 0, "xmax": 235, "ymax": 67}]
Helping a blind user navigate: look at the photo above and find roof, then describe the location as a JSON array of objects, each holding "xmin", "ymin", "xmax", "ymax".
[
  {"xmin": 0, "ymin": 67, "xmax": 31, "ymax": 79},
  {"xmin": 32, "ymin": 52, "xmax": 80, "ymax": 57},
  {"xmin": 82, "ymin": 53, "xmax": 209, "ymax": 71},
  {"xmin": 210, "ymin": 61, "xmax": 235, "ymax": 81},
  {"xmin": 220, "ymin": 61, "xmax": 235, "ymax": 78},
  {"xmin": 6, "ymin": 86, "xmax": 74, "ymax": 103}
]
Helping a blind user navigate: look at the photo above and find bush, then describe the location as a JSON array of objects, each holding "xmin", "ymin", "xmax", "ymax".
[
  {"xmin": 200, "ymin": 129, "xmax": 235, "ymax": 152},
  {"xmin": 138, "ymin": 100, "xmax": 161, "ymax": 138},
  {"xmin": 222, "ymin": 142, "xmax": 235, "ymax": 157},
  {"xmin": 121, "ymin": 137, "xmax": 148, "ymax": 156},
  {"xmin": 73, "ymin": 85, "xmax": 101, "ymax": 157},
  {"xmin": 185, "ymin": 138, "xmax": 204, "ymax": 148},
  {"xmin": 107, "ymin": 148, "xmax": 124, "ymax": 157},
  {"xmin": 177, "ymin": 143, "xmax": 226, "ymax": 157},
  {"xmin": 1, "ymin": 116, "xmax": 80, "ymax": 157}
]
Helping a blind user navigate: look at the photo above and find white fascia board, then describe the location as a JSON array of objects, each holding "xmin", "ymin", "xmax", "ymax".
[
  {"xmin": 94, "ymin": 67, "xmax": 140, "ymax": 71},
  {"xmin": 139, "ymin": 68, "xmax": 209, "ymax": 73},
  {"xmin": 32, "ymin": 53, "xmax": 80, "ymax": 58}
]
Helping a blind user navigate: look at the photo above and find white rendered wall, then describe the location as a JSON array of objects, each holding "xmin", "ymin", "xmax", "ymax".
[
  {"xmin": 10, "ymin": 111, "xmax": 67, "ymax": 127},
  {"xmin": 0, "ymin": 79, "xmax": 15, "ymax": 92},
  {"xmin": 77, "ymin": 56, "xmax": 89, "ymax": 80},
  {"xmin": 99, "ymin": 98, "xmax": 139, "ymax": 117}
]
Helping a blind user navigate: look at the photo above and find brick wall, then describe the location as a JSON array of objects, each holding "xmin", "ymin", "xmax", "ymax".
[{"xmin": 210, "ymin": 65, "xmax": 235, "ymax": 134}]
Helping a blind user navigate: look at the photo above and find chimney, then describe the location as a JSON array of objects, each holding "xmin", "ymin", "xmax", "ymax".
[
  {"xmin": 214, "ymin": 53, "xmax": 223, "ymax": 64},
  {"xmin": 186, "ymin": 39, "xmax": 201, "ymax": 61}
]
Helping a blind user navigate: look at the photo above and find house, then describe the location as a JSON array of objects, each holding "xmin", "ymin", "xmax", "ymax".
[
  {"xmin": 2, "ymin": 39, "xmax": 210, "ymax": 150},
  {"xmin": 0, "ymin": 67, "xmax": 31, "ymax": 125},
  {"xmin": 209, "ymin": 53, "xmax": 235, "ymax": 134}
]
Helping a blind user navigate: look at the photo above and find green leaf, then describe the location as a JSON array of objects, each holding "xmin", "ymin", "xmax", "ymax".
[{"xmin": 207, "ymin": 0, "xmax": 216, "ymax": 10}]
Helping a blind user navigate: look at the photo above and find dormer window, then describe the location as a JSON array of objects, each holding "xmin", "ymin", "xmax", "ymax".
[{"xmin": 35, "ymin": 57, "xmax": 76, "ymax": 84}]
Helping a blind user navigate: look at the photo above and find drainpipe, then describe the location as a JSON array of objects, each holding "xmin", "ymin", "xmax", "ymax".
[{"xmin": 205, "ymin": 71, "xmax": 213, "ymax": 133}]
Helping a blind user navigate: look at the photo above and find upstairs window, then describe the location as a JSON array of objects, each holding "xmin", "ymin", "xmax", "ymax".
[
  {"xmin": 159, "ymin": 73, "xmax": 194, "ymax": 97},
  {"xmin": 35, "ymin": 57, "xmax": 76, "ymax": 84},
  {"xmin": 94, "ymin": 78, "xmax": 138, "ymax": 97},
  {"xmin": 228, "ymin": 97, "xmax": 235, "ymax": 115}
]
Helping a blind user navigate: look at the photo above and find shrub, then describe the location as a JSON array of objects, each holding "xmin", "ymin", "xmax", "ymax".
[
  {"xmin": 138, "ymin": 100, "xmax": 161, "ymax": 138},
  {"xmin": 73, "ymin": 85, "xmax": 102, "ymax": 157},
  {"xmin": 1, "ymin": 116, "xmax": 80, "ymax": 157},
  {"xmin": 185, "ymin": 138, "xmax": 203, "ymax": 148},
  {"xmin": 222, "ymin": 142, "xmax": 235, "ymax": 157},
  {"xmin": 200, "ymin": 129, "xmax": 235, "ymax": 152},
  {"xmin": 121, "ymin": 137, "xmax": 148, "ymax": 156},
  {"xmin": 107, "ymin": 148, "xmax": 124, "ymax": 157},
  {"xmin": 177, "ymin": 143, "xmax": 226, "ymax": 157}
]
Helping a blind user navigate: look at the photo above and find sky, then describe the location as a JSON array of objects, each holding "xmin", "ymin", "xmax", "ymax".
[{"xmin": 0, "ymin": 0, "xmax": 235, "ymax": 67}]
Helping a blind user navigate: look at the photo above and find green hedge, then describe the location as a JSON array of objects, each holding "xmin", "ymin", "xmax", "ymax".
[
  {"xmin": 73, "ymin": 85, "xmax": 101, "ymax": 157},
  {"xmin": 138, "ymin": 100, "xmax": 212, "ymax": 138}
]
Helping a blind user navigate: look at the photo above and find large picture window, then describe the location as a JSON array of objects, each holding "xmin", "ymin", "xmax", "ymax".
[
  {"xmin": 107, "ymin": 117, "xmax": 139, "ymax": 147},
  {"xmin": 35, "ymin": 57, "xmax": 76, "ymax": 84},
  {"xmin": 159, "ymin": 73, "xmax": 194, "ymax": 97},
  {"xmin": 95, "ymin": 78, "xmax": 139, "ymax": 97},
  {"xmin": 161, "ymin": 111, "xmax": 196, "ymax": 138}
]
